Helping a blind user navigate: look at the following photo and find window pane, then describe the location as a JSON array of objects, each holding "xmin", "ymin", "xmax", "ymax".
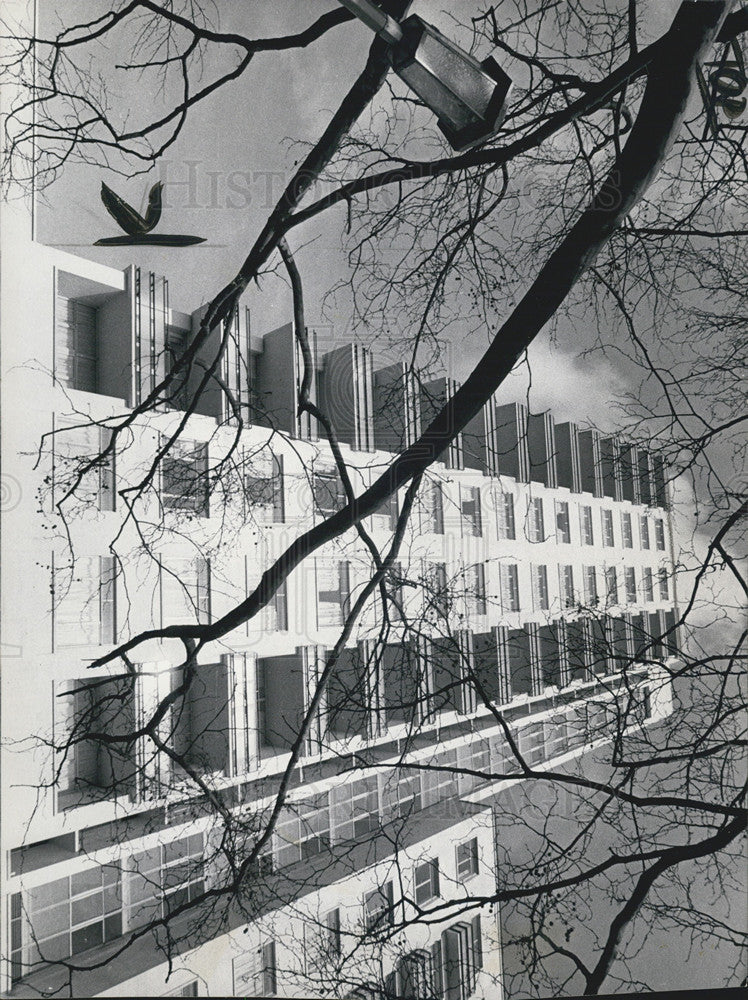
[
  {"xmin": 28, "ymin": 878, "xmax": 70, "ymax": 912},
  {"xmin": 70, "ymin": 868, "xmax": 102, "ymax": 897},
  {"xmin": 71, "ymin": 921, "xmax": 103, "ymax": 955},
  {"xmin": 71, "ymin": 894, "xmax": 103, "ymax": 926}
]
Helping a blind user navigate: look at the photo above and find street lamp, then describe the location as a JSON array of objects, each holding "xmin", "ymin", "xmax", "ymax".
[{"xmin": 338, "ymin": 0, "xmax": 512, "ymax": 151}]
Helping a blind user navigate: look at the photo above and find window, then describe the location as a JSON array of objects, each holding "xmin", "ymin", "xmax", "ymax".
[
  {"xmin": 605, "ymin": 566, "xmax": 619, "ymax": 604},
  {"xmin": 456, "ymin": 740, "xmax": 490, "ymax": 793},
  {"xmin": 260, "ymin": 941, "xmax": 277, "ymax": 997},
  {"xmin": 316, "ymin": 560, "xmax": 351, "ymax": 627},
  {"xmin": 55, "ymin": 421, "xmax": 116, "ymax": 511},
  {"xmin": 642, "ymin": 567, "xmax": 654, "ymax": 602},
  {"xmin": 469, "ymin": 563, "xmax": 487, "ymax": 616},
  {"xmin": 624, "ymin": 566, "xmax": 637, "ymax": 604},
  {"xmin": 421, "ymin": 748, "xmax": 458, "ymax": 807},
  {"xmin": 274, "ymin": 793, "xmax": 331, "ymax": 867},
  {"xmin": 161, "ymin": 557, "xmax": 210, "ymax": 626},
  {"xmin": 518, "ymin": 720, "xmax": 545, "ymax": 766},
  {"xmin": 424, "ymin": 479, "xmax": 445, "ymax": 534},
  {"xmin": 385, "ymin": 561, "xmax": 405, "ymax": 621},
  {"xmin": 127, "ymin": 834, "xmax": 205, "ymax": 929},
  {"xmin": 53, "ymin": 555, "xmax": 118, "ymax": 648},
  {"xmin": 640, "ymin": 515, "xmax": 650, "ymax": 550},
  {"xmin": 313, "ymin": 467, "xmax": 345, "ymax": 518},
  {"xmin": 245, "ymin": 453, "xmax": 284, "ymax": 523},
  {"xmin": 531, "ymin": 564, "xmax": 549, "ymax": 611},
  {"xmin": 559, "ymin": 564, "xmax": 575, "ymax": 608},
  {"xmin": 414, "ymin": 859, "xmax": 440, "ymax": 906},
  {"xmin": 601, "ymin": 509, "xmax": 615, "ymax": 547},
  {"xmin": 69, "ymin": 867, "xmax": 122, "ymax": 956},
  {"xmin": 441, "ymin": 917, "xmax": 483, "ymax": 1000},
  {"xmin": 461, "ymin": 485, "xmax": 482, "ymax": 537},
  {"xmin": 580, "ymin": 505, "xmax": 594, "ymax": 545},
  {"xmin": 455, "ymin": 838, "xmax": 479, "ymax": 881},
  {"xmin": 498, "ymin": 491, "xmax": 516, "ymax": 540},
  {"xmin": 426, "ymin": 562, "xmax": 449, "ymax": 617},
  {"xmin": 11, "ymin": 864, "xmax": 124, "ymax": 980},
  {"xmin": 160, "ymin": 835, "xmax": 206, "ymax": 916},
  {"xmin": 325, "ymin": 908, "xmax": 342, "ymax": 959},
  {"xmin": 364, "ymin": 882, "xmax": 394, "ymax": 932},
  {"xmin": 380, "ymin": 769, "xmax": 423, "ymax": 819},
  {"xmin": 658, "ymin": 568, "xmax": 670, "ymax": 600},
  {"xmin": 555, "ymin": 501, "xmax": 571, "ymax": 543},
  {"xmin": 396, "ymin": 951, "xmax": 434, "ymax": 1000},
  {"xmin": 162, "ymin": 439, "xmax": 209, "ymax": 517},
  {"xmin": 56, "ymin": 297, "xmax": 98, "ymax": 392},
  {"xmin": 266, "ymin": 576, "xmax": 288, "ymax": 632},
  {"xmin": 500, "ymin": 564, "xmax": 520, "ymax": 612},
  {"xmin": 584, "ymin": 565, "xmax": 599, "ymax": 606},
  {"xmin": 621, "ymin": 511, "xmax": 634, "ymax": 548},
  {"xmin": 655, "ymin": 518, "xmax": 666, "ymax": 551},
  {"xmin": 331, "ymin": 776, "xmax": 379, "ymax": 843},
  {"xmin": 527, "ymin": 497, "xmax": 545, "ymax": 542},
  {"xmin": 373, "ymin": 489, "xmax": 398, "ymax": 531},
  {"xmin": 164, "ymin": 326, "xmax": 191, "ymax": 412}
]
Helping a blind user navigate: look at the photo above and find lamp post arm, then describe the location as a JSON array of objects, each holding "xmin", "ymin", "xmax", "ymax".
[{"xmin": 337, "ymin": 0, "xmax": 404, "ymax": 45}]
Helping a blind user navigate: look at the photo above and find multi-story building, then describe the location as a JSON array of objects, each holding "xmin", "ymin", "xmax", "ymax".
[{"xmin": 0, "ymin": 191, "xmax": 679, "ymax": 997}]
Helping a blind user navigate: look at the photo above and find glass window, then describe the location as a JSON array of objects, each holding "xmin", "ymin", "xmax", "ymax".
[
  {"xmin": 500, "ymin": 564, "xmax": 520, "ymax": 612},
  {"xmin": 325, "ymin": 908, "xmax": 342, "ymax": 958},
  {"xmin": 164, "ymin": 325, "xmax": 191, "ymax": 412},
  {"xmin": 531, "ymin": 565, "xmax": 549, "ymax": 611},
  {"xmin": 559, "ymin": 565, "xmax": 575, "ymax": 608},
  {"xmin": 655, "ymin": 518, "xmax": 666, "ymax": 551},
  {"xmin": 624, "ymin": 566, "xmax": 637, "ymax": 604},
  {"xmin": 425, "ymin": 479, "xmax": 445, "ymax": 534},
  {"xmin": 414, "ymin": 859, "xmax": 440, "ymax": 906},
  {"xmin": 469, "ymin": 563, "xmax": 487, "ymax": 617},
  {"xmin": 397, "ymin": 950, "xmax": 434, "ymax": 1000},
  {"xmin": 161, "ymin": 557, "xmax": 210, "ymax": 627},
  {"xmin": 555, "ymin": 501, "xmax": 571, "ymax": 544},
  {"xmin": 261, "ymin": 941, "xmax": 277, "ymax": 997},
  {"xmin": 161, "ymin": 438, "xmax": 209, "ymax": 517},
  {"xmin": 527, "ymin": 497, "xmax": 545, "ymax": 542},
  {"xmin": 373, "ymin": 489, "xmax": 398, "ymax": 531},
  {"xmin": 605, "ymin": 566, "xmax": 619, "ymax": 604},
  {"xmin": 54, "ymin": 420, "xmax": 116, "ymax": 511},
  {"xmin": 580, "ymin": 505, "xmax": 594, "ymax": 545},
  {"xmin": 331, "ymin": 776, "xmax": 380, "ymax": 843},
  {"xmin": 601, "ymin": 509, "xmax": 615, "ymax": 547},
  {"xmin": 245, "ymin": 452, "xmax": 284, "ymax": 523},
  {"xmin": 461, "ymin": 486, "xmax": 482, "ymax": 537},
  {"xmin": 316, "ymin": 560, "xmax": 351, "ymax": 627},
  {"xmin": 313, "ymin": 468, "xmax": 345, "ymax": 518},
  {"xmin": 56, "ymin": 297, "xmax": 98, "ymax": 392},
  {"xmin": 364, "ymin": 882, "xmax": 394, "ymax": 932},
  {"xmin": 54, "ymin": 556, "xmax": 117, "ymax": 648},
  {"xmin": 584, "ymin": 565, "xmax": 599, "ymax": 606},
  {"xmin": 498, "ymin": 492, "xmax": 516, "ymax": 540},
  {"xmin": 658, "ymin": 568, "xmax": 670, "ymax": 600},
  {"xmin": 643, "ymin": 567, "xmax": 654, "ymax": 602},
  {"xmin": 640, "ymin": 515, "xmax": 650, "ymax": 550},
  {"xmin": 426, "ymin": 562, "xmax": 449, "ymax": 617},
  {"xmin": 455, "ymin": 839, "xmax": 479, "ymax": 881},
  {"xmin": 621, "ymin": 511, "xmax": 634, "ymax": 548}
]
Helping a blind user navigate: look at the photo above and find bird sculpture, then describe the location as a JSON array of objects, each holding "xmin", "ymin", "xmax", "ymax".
[{"xmin": 94, "ymin": 181, "xmax": 205, "ymax": 246}]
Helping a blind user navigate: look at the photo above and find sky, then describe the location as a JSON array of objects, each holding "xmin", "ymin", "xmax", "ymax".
[{"xmin": 33, "ymin": 0, "xmax": 682, "ymax": 431}]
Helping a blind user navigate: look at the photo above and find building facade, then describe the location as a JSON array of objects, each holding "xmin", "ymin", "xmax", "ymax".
[{"xmin": 0, "ymin": 195, "xmax": 679, "ymax": 998}]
